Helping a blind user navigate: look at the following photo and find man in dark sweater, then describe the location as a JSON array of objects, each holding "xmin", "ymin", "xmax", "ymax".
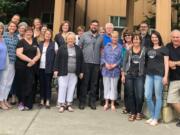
[{"xmin": 139, "ymin": 21, "xmax": 152, "ymax": 48}]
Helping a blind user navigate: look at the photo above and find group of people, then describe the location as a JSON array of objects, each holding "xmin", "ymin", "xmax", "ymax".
[{"xmin": 0, "ymin": 14, "xmax": 180, "ymax": 127}]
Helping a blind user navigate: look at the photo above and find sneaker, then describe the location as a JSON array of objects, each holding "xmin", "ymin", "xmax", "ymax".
[
  {"xmin": 18, "ymin": 103, "xmax": 24, "ymax": 111},
  {"xmin": 145, "ymin": 118, "xmax": 153, "ymax": 124},
  {"xmin": 150, "ymin": 120, "xmax": 158, "ymax": 126}
]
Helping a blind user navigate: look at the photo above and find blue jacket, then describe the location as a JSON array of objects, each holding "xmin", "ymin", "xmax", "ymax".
[{"xmin": 39, "ymin": 41, "xmax": 56, "ymax": 73}]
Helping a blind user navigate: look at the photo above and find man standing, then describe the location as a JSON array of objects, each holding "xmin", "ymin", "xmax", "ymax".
[
  {"xmin": 139, "ymin": 21, "xmax": 152, "ymax": 48},
  {"xmin": 78, "ymin": 20, "xmax": 103, "ymax": 110},
  {"xmin": 167, "ymin": 29, "xmax": 180, "ymax": 127}
]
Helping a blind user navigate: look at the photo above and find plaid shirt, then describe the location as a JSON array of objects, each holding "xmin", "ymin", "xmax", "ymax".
[{"xmin": 3, "ymin": 32, "xmax": 19, "ymax": 64}]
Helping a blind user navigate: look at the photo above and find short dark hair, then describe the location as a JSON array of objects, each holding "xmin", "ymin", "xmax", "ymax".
[
  {"xmin": 90, "ymin": 20, "xmax": 99, "ymax": 24},
  {"xmin": 139, "ymin": 21, "xmax": 149, "ymax": 27},
  {"xmin": 25, "ymin": 26, "xmax": 33, "ymax": 32},
  {"xmin": 150, "ymin": 30, "xmax": 164, "ymax": 46},
  {"xmin": 132, "ymin": 32, "xmax": 142, "ymax": 43},
  {"xmin": 12, "ymin": 14, "xmax": 20, "ymax": 18}
]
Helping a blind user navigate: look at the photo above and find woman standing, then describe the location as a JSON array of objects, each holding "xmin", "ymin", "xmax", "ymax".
[
  {"xmin": 33, "ymin": 18, "xmax": 42, "ymax": 38},
  {"xmin": 121, "ymin": 29, "xmax": 133, "ymax": 114},
  {"xmin": 121, "ymin": 33, "xmax": 146, "ymax": 121},
  {"xmin": 39, "ymin": 29, "xmax": 58, "ymax": 108},
  {"xmin": 0, "ymin": 22, "xmax": 8, "ymax": 110},
  {"xmin": 101, "ymin": 31, "xmax": 122, "ymax": 111},
  {"xmin": 145, "ymin": 31, "xmax": 169, "ymax": 126},
  {"xmin": 16, "ymin": 27, "xmax": 40, "ymax": 110},
  {"xmin": 54, "ymin": 20, "xmax": 71, "ymax": 47},
  {"xmin": 54, "ymin": 32, "xmax": 83, "ymax": 113},
  {"xmin": 0, "ymin": 21, "xmax": 19, "ymax": 109},
  {"xmin": 36, "ymin": 24, "xmax": 48, "ymax": 44},
  {"xmin": 17, "ymin": 22, "xmax": 28, "ymax": 40}
]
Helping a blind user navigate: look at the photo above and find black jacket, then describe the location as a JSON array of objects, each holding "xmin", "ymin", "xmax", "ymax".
[
  {"xmin": 142, "ymin": 34, "xmax": 152, "ymax": 48},
  {"xmin": 54, "ymin": 44, "xmax": 84, "ymax": 76},
  {"xmin": 54, "ymin": 33, "xmax": 65, "ymax": 47},
  {"xmin": 39, "ymin": 41, "xmax": 56, "ymax": 73}
]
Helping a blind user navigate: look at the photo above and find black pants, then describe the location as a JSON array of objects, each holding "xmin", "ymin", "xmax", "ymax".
[
  {"xmin": 79, "ymin": 63, "xmax": 100, "ymax": 105},
  {"xmin": 39, "ymin": 69, "xmax": 53, "ymax": 101},
  {"xmin": 99, "ymin": 72, "xmax": 104, "ymax": 101},
  {"xmin": 125, "ymin": 75, "xmax": 144, "ymax": 114},
  {"xmin": 16, "ymin": 68, "xmax": 34, "ymax": 109}
]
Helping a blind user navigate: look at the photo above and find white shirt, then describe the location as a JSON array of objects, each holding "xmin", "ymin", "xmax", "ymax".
[{"xmin": 39, "ymin": 42, "xmax": 58, "ymax": 69}]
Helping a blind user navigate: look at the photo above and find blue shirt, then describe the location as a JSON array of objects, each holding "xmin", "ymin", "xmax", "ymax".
[
  {"xmin": 0, "ymin": 40, "xmax": 7, "ymax": 70},
  {"xmin": 101, "ymin": 43, "xmax": 122, "ymax": 77},
  {"xmin": 103, "ymin": 34, "xmax": 112, "ymax": 46},
  {"xmin": 103, "ymin": 34, "xmax": 123, "ymax": 46},
  {"xmin": 3, "ymin": 32, "xmax": 19, "ymax": 63}
]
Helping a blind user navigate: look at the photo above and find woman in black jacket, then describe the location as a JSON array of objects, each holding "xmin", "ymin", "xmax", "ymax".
[
  {"xmin": 39, "ymin": 29, "xmax": 58, "ymax": 108},
  {"xmin": 54, "ymin": 32, "xmax": 83, "ymax": 113}
]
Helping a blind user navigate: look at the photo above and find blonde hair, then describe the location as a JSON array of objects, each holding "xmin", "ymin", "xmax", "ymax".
[{"xmin": 111, "ymin": 31, "xmax": 119, "ymax": 37}]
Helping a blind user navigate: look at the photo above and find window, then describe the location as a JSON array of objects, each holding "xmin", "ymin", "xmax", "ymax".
[{"xmin": 109, "ymin": 16, "xmax": 127, "ymax": 34}]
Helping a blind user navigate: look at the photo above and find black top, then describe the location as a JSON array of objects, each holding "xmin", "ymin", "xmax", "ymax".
[
  {"xmin": 166, "ymin": 42, "xmax": 180, "ymax": 81},
  {"xmin": 146, "ymin": 46, "xmax": 169, "ymax": 76},
  {"xmin": 54, "ymin": 33, "xmax": 65, "ymax": 47},
  {"xmin": 15, "ymin": 39, "xmax": 38, "ymax": 69},
  {"xmin": 141, "ymin": 34, "xmax": 152, "ymax": 48},
  {"xmin": 128, "ymin": 50, "xmax": 141, "ymax": 76},
  {"xmin": 54, "ymin": 45, "xmax": 84, "ymax": 76}
]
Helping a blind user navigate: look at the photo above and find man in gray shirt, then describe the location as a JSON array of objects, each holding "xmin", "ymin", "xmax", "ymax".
[{"xmin": 78, "ymin": 20, "xmax": 103, "ymax": 110}]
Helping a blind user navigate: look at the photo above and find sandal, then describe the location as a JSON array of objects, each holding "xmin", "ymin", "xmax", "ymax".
[
  {"xmin": 103, "ymin": 104, "xmax": 109, "ymax": 111},
  {"xmin": 111, "ymin": 105, "xmax": 116, "ymax": 112},
  {"xmin": 136, "ymin": 113, "xmax": 143, "ymax": 120},
  {"xmin": 59, "ymin": 106, "xmax": 65, "ymax": 113},
  {"xmin": 128, "ymin": 115, "xmax": 136, "ymax": 121},
  {"xmin": 67, "ymin": 105, "xmax": 74, "ymax": 112}
]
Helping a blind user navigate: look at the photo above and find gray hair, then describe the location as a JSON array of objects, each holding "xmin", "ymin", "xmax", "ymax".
[
  {"xmin": 18, "ymin": 22, "xmax": 28, "ymax": 29},
  {"xmin": 105, "ymin": 23, "xmax": 114, "ymax": 29},
  {"xmin": 170, "ymin": 29, "xmax": 180, "ymax": 37}
]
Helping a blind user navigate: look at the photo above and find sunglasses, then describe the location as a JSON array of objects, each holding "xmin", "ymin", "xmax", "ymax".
[{"xmin": 124, "ymin": 34, "xmax": 131, "ymax": 37}]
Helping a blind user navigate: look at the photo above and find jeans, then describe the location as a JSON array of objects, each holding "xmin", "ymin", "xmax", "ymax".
[
  {"xmin": 125, "ymin": 75, "xmax": 144, "ymax": 114},
  {"xmin": 145, "ymin": 75, "xmax": 163, "ymax": 120}
]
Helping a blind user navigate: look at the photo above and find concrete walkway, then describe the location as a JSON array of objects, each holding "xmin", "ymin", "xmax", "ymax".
[{"xmin": 0, "ymin": 104, "xmax": 179, "ymax": 135}]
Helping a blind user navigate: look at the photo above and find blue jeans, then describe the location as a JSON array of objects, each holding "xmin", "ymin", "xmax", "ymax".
[{"xmin": 145, "ymin": 75, "xmax": 163, "ymax": 120}]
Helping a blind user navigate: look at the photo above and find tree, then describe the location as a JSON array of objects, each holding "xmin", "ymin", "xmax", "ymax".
[{"xmin": 0, "ymin": 0, "xmax": 29, "ymax": 23}]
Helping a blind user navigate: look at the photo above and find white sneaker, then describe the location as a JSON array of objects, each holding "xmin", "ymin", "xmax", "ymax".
[
  {"xmin": 150, "ymin": 120, "xmax": 158, "ymax": 126},
  {"xmin": 18, "ymin": 103, "xmax": 24, "ymax": 111},
  {"xmin": 145, "ymin": 118, "xmax": 153, "ymax": 124}
]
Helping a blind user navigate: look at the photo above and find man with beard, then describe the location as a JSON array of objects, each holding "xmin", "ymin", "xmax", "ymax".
[
  {"xmin": 139, "ymin": 21, "xmax": 152, "ymax": 48},
  {"xmin": 78, "ymin": 20, "xmax": 103, "ymax": 110}
]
